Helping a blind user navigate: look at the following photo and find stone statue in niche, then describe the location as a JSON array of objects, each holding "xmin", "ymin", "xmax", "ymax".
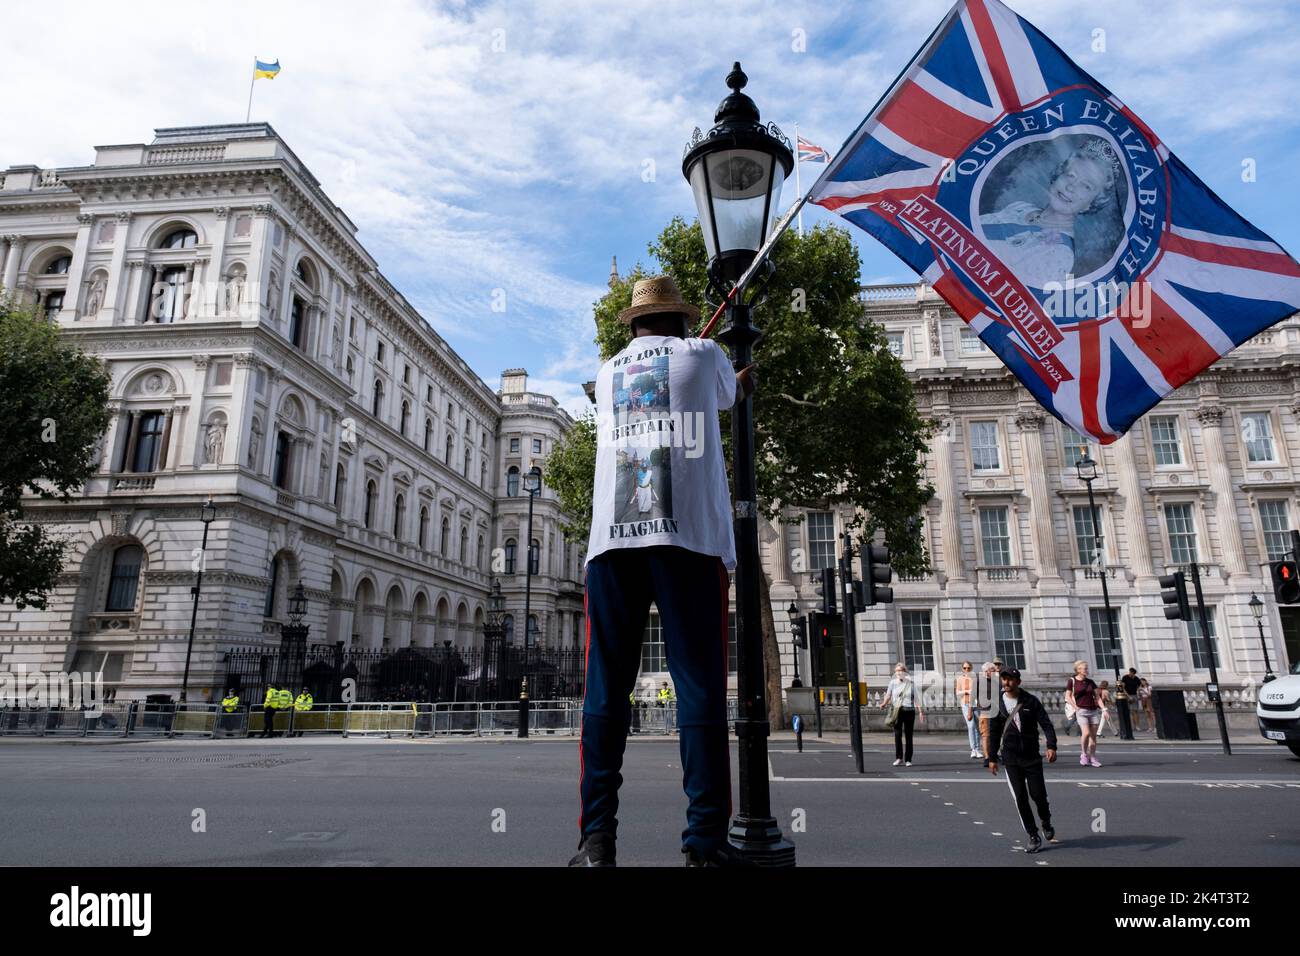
[
  {"xmin": 82, "ymin": 277, "xmax": 106, "ymax": 318},
  {"xmin": 224, "ymin": 271, "xmax": 246, "ymax": 315},
  {"xmin": 204, "ymin": 422, "xmax": 226, "ymax": 464},
  {"xmin": 318, "ymin": 454, "xmax": 329, "ymax": 498},
  {"xmin": 248, "ymin": 425, "xmax": 262, "ymax": 468}
]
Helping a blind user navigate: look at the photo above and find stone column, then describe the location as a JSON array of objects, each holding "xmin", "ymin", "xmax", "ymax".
[
  {"xmin": 206, "ymin": 207, "xmax": 230, "ymax": 317},
  {"xmin": 1016, "ymin": 409, "xmax": 1060, "ymax": 580},
  {"xmin": 1113, "ymin": 432, "xmax": 1154, "ymax": 579},
  {"xmin": 1197, "ymin": 404, "xmax": 1248, "ymax": 575},
  {"xmin": 771, "ymin": 508, "xmax": 791, "ymax": 585},
  {"xmin": 228, "ymin": 353, "xmax": 257, "ymax": 467},
  {"xmin": 180, "ymin": 355, "xmax": 209, "ymax": 470},
  {"xmin": 101, "ymin": 213, "xmax": 131, "ymax": 324},
  {"xmin": 59, "ymin": 214, "xmax": 94, "ymax": 321},
  {"xmin": 933, "ymin": 416, "xmax": 966, "ymax": 581},
  {"xmin": 3, "ymin": 236, "xmax": 25, "ymax": 294},
  {"xmin": 249, "ymin": 204, "xmax": 276, "ymax": 324}
]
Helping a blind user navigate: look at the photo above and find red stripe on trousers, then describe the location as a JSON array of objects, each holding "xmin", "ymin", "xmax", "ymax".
[
  {"xmin": 577, "ymin": 584, "xmax": 591, "ymax": 836},
  {"xmin": 719, "ymin": 559, "xmax": 733, "ymax": 821}
]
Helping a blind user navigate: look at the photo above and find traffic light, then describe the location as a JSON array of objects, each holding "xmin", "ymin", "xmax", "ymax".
[
  {"xmin": 1158, "ymin": 571, "xmax": 1191, "ymax": 621},
  {"xmin": 860, "ymin": 543, "xmax": 894, "ymax": 607},
  {"xmin": 815, "ymin": 566, "xmax": 838, "ymax": 616},
  {"xmin": 1270, "ymin": 559, "xmax": 1300, "ymax": 604}
]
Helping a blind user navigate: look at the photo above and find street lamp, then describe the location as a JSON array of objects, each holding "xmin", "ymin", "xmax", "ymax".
[
  {"xmin": 180, "ymin": 496, "xmax": 217, "ymax": 705},
  {"xmin": 482, "ymin": 579, "xmax": 505, "ymax": 702},
  {"xmin": 1248, "ymin": 592, "xmax": 1276, "ymax": 683},
  {"xmin": 277, "ymin": 581, "xmax": 310, "ymax": 689},
  {"xmin": 522, "ymin": 465, "xmax": 542, "ymax": 686},
  {"xmin": 785, "ymin": 602, "xmax": 804, "ymax": 688},
  {"xmin": 1075, "ymin": 452, "xmax": 1133, "ymax": 740},
  {"xmin": 684, "ymin": 61, "xmax": 795, "ymax": 866}
]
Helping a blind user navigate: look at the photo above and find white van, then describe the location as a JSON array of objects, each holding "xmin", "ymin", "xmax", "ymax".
[{"xmin": 1257, "ymin": 661, "xmax": 1300, "ymax": 757}]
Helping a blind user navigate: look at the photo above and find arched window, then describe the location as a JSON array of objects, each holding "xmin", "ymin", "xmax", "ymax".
[
  {"xmin": 105, "ymin": 544, "xmax": 143, "ymax": 611},
  {"xmin": 393, "ymin": 494, "xmax": 405, "ymax": 540},
  {"xmin": 419, "ymin": 506, "xmax": 430, "ymax": 549},
  {"xmin": 477, "ymin": 535, "xmax": 485, "ymax": 570},
  {"xmin": 480, "ymin": 461, "xmax": 487, "ymax": 488},
  {"xmin": 445, "ymin": 434, "xmax": 454, "ymax": 463},
  {"xmin": 506, "ymin": 466, "xmax": 520, "ymax": 497},
  {"xmin": 295, "ymin": 259, "xmax": 313, "ymax": 287},
  {"xmin": 505, "ymin": 538, "xmax": 517, "ymax": 575},
  {"xmin": 372, "ymin": 379, "xmax": 384, "ymax": 418},
  {"xmin": 334, "ymin": 463, "xmax": 346, "ymax": 510},
  {"xmin": 400, "ymin": 401, "xmax": 410, "ymax": 437},
  {"xmin": 273, "ymin": 432, "xmax": 293, "ymax": 490},
  {"xmin": 459, "ymin": 526, "xmax": 468, "ymax": 563},
  {"xmin": 160, "ymin": 228, "xmax": 198, "ymax": 250},
  {"xmin": 529, "ymin": 538, "xmax": 541, "ymax": 576},
  {"xmin": 346, "ymin": 356, "xmax": 355, "ymax": 384},
  {"xmin": 154, "ymin": 266, "xmax": 188, "ymax": 323},
  {"xmin": 440, "ymin": 517, "xmax": 450, "ymax": 554},
  {"xmin": 289, "ymin": 297, "xmax": 307, "ymax": 349},
  {"xmin": 45, "ymin": 255, "xmax": 72, "ymax": 275},
  {"xmin": 364, "ymin": 480, "xmax": 377, "ymax": 529},
  {"xmin": 423, "ymin": 418, "xmax": 432, "ymax": 452},
  {"xmin": 464, "ymin": 449, "xmax": 471, "ymax": 476},
  {"xmin": 503, "ymin": 614, "xmax": 515, "ymax": 645}
]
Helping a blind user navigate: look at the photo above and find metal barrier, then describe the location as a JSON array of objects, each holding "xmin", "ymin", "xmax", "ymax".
[{"xmin": 0, "ymin": 698, "xmax": 736, "ymax": 739}]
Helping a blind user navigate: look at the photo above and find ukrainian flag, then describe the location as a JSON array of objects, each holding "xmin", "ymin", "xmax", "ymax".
[{"xmin": 253, "ymin": 58, "xmax": 281, "ymax": 80}]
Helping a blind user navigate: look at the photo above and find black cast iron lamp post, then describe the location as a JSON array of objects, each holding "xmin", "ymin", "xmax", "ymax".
[
  {"xmin": 482, "ymin": 579, "xmax": 505, "ymax": 702},
  {"xmin": 684, "ymin": 61, "xmax": 795, "ymax": 866},
  {"xmin": 180, "ymin": 496, "xmax": 217, "ymax": 705},
  {"xmin": 1075, "ymin": 451, "xmax": 1133, "ymax": 740},
  {"xmin": 786, "ymin": 602, "xmax": 803, "ymax": 688},
  {"xmin": 1248, "ymin": 592, "xmax": 1276, "ymax": 682},
  {"xmin": 287, "ymin": 581, "xmax": 307, "ymax": 623}
]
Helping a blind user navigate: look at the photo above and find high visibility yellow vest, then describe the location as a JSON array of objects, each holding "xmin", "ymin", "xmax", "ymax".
[
  {"xmin": 658, "ymin": 688, "xmax": 674, "ymax": 703},
  {"xmin": 222, "ymin": 695, "xmax": 240, "ymax": 713},
  {"xmin": 264, "ymin": 687, "xmax": 278, "ymax": 708},
  {"xmin": 276, "ymin": 688, "xmax": 294, "ymax": 709},
  {"xmin": 294, "ymin": 693, "xmax": 313, "ymax": 712}
]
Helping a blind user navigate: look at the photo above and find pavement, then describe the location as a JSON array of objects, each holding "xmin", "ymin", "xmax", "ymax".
[{"xmin": 1, "ymin": 730, "xmax": 1296, "ymax": 867}]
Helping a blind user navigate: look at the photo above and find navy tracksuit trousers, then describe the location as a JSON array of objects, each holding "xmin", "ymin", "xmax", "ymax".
[{"xmin": 579, "ymin": 546, "xmax": 732, "ymax": 852}]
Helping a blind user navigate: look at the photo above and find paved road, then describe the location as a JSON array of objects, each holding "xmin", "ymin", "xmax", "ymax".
[{"xmin": 0, "ymin": 736, "xmax": 1295, "ymax": 866}]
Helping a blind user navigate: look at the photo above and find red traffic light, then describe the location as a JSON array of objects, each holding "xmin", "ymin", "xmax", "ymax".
[{"xmin": 1272, "ymin": 560, "xmax": 1300, "ymax": 604}]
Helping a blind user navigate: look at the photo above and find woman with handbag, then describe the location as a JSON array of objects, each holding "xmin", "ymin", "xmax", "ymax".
[{"xmin": 882, "ymin": 662, "xmax": 924, "ymax": 766}]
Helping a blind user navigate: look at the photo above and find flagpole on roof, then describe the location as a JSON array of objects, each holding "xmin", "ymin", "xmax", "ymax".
[
  {"xmin": 245, "ymin": 57, "xmax": 257, "ymax": 123},
  {"xmin": 794, "ymin": 123, "xmax": 805, "ymax": 237}
]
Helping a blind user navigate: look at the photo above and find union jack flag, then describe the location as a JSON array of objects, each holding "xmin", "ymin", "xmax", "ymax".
[
  {"xmin": 809, "ymin": 0, "xmax": 1300, "ymax": 443},
  {"xmin": 797, "ymin": 135, "xmax": 831, "ymax": 164}
]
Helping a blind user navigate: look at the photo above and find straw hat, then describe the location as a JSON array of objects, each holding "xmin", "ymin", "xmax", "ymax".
[{"xmin": 617, "ymin": 275, "xmax": 701, "ymax": 325}]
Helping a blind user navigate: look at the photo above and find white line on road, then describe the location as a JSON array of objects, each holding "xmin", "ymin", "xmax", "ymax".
[{"xmin": 768, "ymin": 774, "xmax": 1300, "ymax": 785}]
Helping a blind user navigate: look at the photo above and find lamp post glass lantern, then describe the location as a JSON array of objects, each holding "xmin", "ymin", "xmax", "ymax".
[
  {"xmin": 1248, "ymin": 592, "xmax": 1276, "ymax": 681},
  {"xmin": 1074, "ymin": 453, "xmax": 1133, "ymax": 740},
  {"xmin": 684, "ymin": 61, "xmax": 795, "ymax": 866},
  {"xmin": 181, "ymin": 497, "xmax": 217, "ymax": 705},
  {"xmin": 785, "ymin": 602, "xmax": 803, "ymax": 688}
]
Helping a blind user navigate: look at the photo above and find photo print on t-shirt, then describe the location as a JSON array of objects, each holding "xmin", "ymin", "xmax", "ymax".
[
  {"xmin": 615, "ymin": 446, "xmax": 673, "ymax": 526},
  {"xmin": 612, "ymin": 355, "xmax": 670, "ymax": 419},
  {"xmin": 610, "ymin": 352, "xmax": 675, "ymax": 530}
]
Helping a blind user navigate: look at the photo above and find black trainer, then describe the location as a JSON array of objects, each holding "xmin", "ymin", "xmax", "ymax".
[
  {"xmin": 683, "ymin": 843, "xmax": 759, "ymax": 867},
  {"xmin": 1025, "ymin": 833, "xmax": 1043, "ymax": 854},
  {"xmin": 568, "ymin": 832, "xmax": 616, "ymax": 867},
  {"xmin": 1043, "ymin": 824, "xmax": 1056, "ymax": 843}
]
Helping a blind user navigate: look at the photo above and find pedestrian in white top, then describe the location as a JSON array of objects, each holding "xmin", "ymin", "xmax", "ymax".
[{"xmin": 881, "ymin": 662, "xmax": 925, "ymax": 766}]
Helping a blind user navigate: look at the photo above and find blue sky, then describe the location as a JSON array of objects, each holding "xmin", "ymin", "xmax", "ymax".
[{"xmin": 2, "ymin": 0, "xmax": 1297, "ymax": 416}]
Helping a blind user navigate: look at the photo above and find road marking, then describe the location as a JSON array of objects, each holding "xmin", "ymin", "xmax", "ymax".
[{"xmin": 769, "ymin": 774, "xmax": 1300, "ymax": 785}]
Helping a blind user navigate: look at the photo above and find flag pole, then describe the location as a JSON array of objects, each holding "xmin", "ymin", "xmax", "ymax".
[
  {"xmin": 794, "ymin": 123, "xmax": 804, "ymax": 238},
  {"xmin": 245, "ymin": 63, "xmax": 256, "ymax": 123}
]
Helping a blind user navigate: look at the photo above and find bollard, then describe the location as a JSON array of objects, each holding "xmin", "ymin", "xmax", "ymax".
[
  {"xmin": 517, "ymin": 679, "xmax": 530, "ymax": 739},
  {"xmin": 793, "ymin": 713, "xmax": 803, "ymax": 752}
]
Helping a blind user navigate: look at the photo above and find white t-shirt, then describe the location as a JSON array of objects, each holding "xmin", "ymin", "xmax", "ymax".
[{"xmin": 584, "ymin": 334, "xmax": 736, "ymax": 568}]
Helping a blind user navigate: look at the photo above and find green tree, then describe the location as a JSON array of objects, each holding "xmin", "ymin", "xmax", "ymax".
[
  {"xmin": 549, "ymin": 219, "xmax": 935, "ymax": 725},
  {"xmin": 0, "ymin": 299, "xmax": 112, "ymax": 609}
]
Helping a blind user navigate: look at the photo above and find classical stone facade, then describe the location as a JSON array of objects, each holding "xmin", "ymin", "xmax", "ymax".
[
  {"xmin": 765, "ymin": 283, "xmax": 1300, "ymax": 697},
  {"xmin": 0, "ymin": 124, "xmax": 583, "ymax": 701}
]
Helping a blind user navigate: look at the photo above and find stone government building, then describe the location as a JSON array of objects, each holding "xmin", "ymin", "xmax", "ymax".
[
  {"xmin": 0, "ymin": 124, "xmax": 584, "ymax": 701},
  {"xmin": 2, "ymin": 122, "xmax": 1295, "ymax": 706},
  {"xmin": 766, "ymin": 283, "xmax": 1299, "ymax": 701}
]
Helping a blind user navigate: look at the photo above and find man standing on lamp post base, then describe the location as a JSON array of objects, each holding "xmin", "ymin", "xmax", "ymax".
[
  {"xmin": 987, "ymin": 668, "xmax": 1058, "ymax": 854},
  {"xmin": 571, "ymin": 275, "xmax": 756, "ymax": 868}
]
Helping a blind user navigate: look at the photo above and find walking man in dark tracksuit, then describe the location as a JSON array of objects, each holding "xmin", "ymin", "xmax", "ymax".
[{"xmin": 987, "ymin": 668, "xmax": 1058, "ymax": 854}]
